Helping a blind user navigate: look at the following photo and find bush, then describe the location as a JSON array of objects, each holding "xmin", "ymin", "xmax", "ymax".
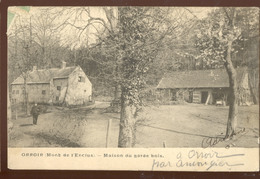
[{"xmin": 43, "ymin": 111, "xmax": 88, "ymax": 146}]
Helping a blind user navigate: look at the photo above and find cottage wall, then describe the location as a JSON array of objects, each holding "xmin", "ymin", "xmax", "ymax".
[
  {"xmin": 27, "ymin": 84, "xmax": 50, "ymax": 103},
  {"xmin": 183, "ymin": 90, "xmax": 190, "ymax": 102},
  {"xmin": 11, "ymin": 65, "xmax": 92, "ymax": 106},
  {"xmin": 241, "ymin": 72, "xmax": 249, "ymax": 89},
  {"xmin": 51, "ymin": 78, "xmax": 68, "ymax": 104},
  {"xmin": 192, "ymin": 89, "xmax": 214, "ymax": 104},
  {"xmin": 157, "ymin": 88, "xmax": 218, "ymax": 104},
  {"xmin": 11, "ymin": 84, "xmax": 25, "ymax": 103},
  {"xmin": 157, "ymin": 89, "xmax": 174, "ymax": 102},
  {"xmin": 65, "ymin": 67, "xmax": 92, "ymax": 105},
  {"xmin": 238, "ymin": 72, "xmax": 253, "ymax": 105},
  {"xmin": 11, "ymin": 83, "xmax": 50, "ymax": 104},
  {"xmin": 192, "ymin": 90, "xmax": 201, "ymax": 103}
]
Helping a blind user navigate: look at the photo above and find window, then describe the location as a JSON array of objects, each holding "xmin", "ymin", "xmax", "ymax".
[
  {"xmin": 16, "ymin": 90, "xmax": 19, "ymax": 94},
  {"xmin": 84, "ymin": 90, "xmax": 86, "ymax": 92},
  {"xmin": 56, "ymin": 96, "xmax": 59, "ymax": 101},
  {"xmin": 12, "ymin": 90, "xmax": 15, "ymax": 94},
  {"xmin": 78, "ymin": 76, "xmax": 85, "ymax": 82},
  {"xmin": 42, "ymin": 90, "xmax": 46, "ymax": 95},
  {"xmin": 57, "ymin": 86, "xmax": 61, "ymax": 91}
]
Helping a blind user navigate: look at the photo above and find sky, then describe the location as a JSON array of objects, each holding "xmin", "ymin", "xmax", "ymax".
[
  {"xmin": 8, "ymin": 6, "xmax": 214, "ymax": 49},
  {"xmin": 186, "ymin": 7, "xmax": 215, "ymax": 19}
]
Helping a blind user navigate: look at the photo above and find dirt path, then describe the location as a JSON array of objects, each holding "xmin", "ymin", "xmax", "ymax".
[
  {"xmin": 9, "ymin": 102, "xmax": 114, "ymax": 147},
  {"xmin": 135, "ymin": 104, "xmax": 259, "ymax": 148},
  {"xmin": 9, "ymin": 103, "xmax": 259, "ymax": 148}
]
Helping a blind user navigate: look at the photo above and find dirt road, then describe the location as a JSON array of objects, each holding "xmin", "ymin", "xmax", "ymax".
[{"xmin": 9, "ymin": 103, "xmax": 259, "ymax": 148}]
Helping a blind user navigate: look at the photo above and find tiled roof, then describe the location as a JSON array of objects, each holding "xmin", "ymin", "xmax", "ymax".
[
  {"xmin": 12, "ymin": 66, "xmax": 77, "ymax": 85},
  {"xmin": 157, "ymin": 68, "xmax": 245, "ymax": 89}
]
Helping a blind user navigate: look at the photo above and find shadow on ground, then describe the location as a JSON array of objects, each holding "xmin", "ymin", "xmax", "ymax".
[
  {"xmin": 20, "ymin": 124, "xmax": 34, "ymax": 127},
  {"xmin": 25, "ymin": 131, "xmax": 81, "ymax": 147}
]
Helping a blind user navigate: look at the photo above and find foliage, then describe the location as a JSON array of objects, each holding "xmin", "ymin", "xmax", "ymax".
[
  {"xmin": 103, "ymin": 7, "xmax": 175, "ymax": 107},
  {"xmin": 195, "ymin": 7, "xmax": 259, "ymax": 68},
  {"xmin": 194, "ymin": 7, "xmax": 259, "ymax": 138}
]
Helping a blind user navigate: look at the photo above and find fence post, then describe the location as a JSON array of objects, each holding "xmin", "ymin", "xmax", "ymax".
[
  {"xmin": 163, "ymin": 141, "xmax": 166, "ymax": 148},
  {"xmin": 106, "ymin": 119, "xmax": 112, "ymax": 148},
  {"xmin": 15, "ymin": 108, "xmax": 17, "ymax": 120}
]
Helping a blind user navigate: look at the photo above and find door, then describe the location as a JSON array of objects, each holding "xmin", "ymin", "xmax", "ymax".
[
  {"xmin": 189, "ymin": 91, "xmax": 193, "ymax": 103},
  {"xmin": 201, "ymin": 91, "xmax": 208, "ymax": 103},
  {"xmin": 171, "ymin": 89, "xmax": 177, "ymax": 101}
]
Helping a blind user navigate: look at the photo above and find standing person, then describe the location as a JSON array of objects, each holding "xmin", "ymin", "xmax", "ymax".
[{"xmin": 31, "ymin": 103, "xmax": 40, "ymax": 125}]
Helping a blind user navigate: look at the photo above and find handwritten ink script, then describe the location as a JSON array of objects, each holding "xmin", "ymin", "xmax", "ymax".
[
  {"xmin": 201, "ymin": 128, "xmax": 246, "ymax": 148},
  {"xmin": 152, "ymin": 150, "xmax": 244, "ymax": 171}
]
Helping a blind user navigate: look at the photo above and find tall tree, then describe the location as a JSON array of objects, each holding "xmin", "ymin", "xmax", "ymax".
[
  {"xmin": 8, "ymin": 8, "xmax": 71, "ymax": 115},
  {"xmin": 8, "ymin": 14, "xmax": 35, "ymax": 115},
  {"xmin": 113, "ymin": 7, "xmax": 176, "ymax": 147},
  {"xmin": 195, "ymin": 7, "xmax": 255, "ymax": 139},
  {"xmin": 66, "ymin": 7, "xmax": 193, "ymax": 147}
]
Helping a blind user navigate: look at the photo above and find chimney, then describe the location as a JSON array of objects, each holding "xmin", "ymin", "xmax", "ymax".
[
  {"xmin": 61, "ymin": 61, "xmax": 66, "ymax": 69},
  {"xmin": 33, "ymin": 66, "xmax": 37, "ymax": 71}
]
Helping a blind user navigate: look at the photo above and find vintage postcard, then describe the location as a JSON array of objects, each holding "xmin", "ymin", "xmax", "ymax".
[{"xmin": 7, "ymin": 6, "xmax": 259, "ymax": 171}]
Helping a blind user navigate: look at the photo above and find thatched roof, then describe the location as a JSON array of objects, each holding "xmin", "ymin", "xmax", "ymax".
[
  {"xmin": 12, "ymin": 66, "xmax": 77, "ymax": 85},
  {"xmin": 157, "ymin": 68, "xmax": 245, "ymax": 89}
]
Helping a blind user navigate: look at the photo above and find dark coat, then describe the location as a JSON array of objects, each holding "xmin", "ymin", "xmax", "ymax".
[{"xmin": 31, "ymin": 105, "xmax": 40, "ymax": 116}]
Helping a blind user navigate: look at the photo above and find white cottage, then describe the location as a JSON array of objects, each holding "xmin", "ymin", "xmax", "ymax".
[{"xmin": 11, "ymin": 62, "xmax": 92, "ymax": 106}]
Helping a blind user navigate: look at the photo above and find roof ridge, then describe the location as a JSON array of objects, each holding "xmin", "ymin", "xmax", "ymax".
[
  {"xmin": 157, "ymin": 68, "xmax": 247, "ymax": 89},
  {"xmin": 168, "ymin": 68, "xmax": 226, "ymax": 72},
  {"xmin": 11, "ymin": 66, "xmax": 78, "ymax": 85},
  {"xmin": 35, "ymin": 66, "xmax": 76, "ymax": 71}
]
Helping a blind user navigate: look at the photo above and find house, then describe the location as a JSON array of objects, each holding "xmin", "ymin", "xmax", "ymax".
[
  {"xmin": 11, "ymin": 62, "xmax": 92, "ymax": 106},
  {"xmin": 156, "ymin": 68, "xmax": 253, "ymax": 105}
]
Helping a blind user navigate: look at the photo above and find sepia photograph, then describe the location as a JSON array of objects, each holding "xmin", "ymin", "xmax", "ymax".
[{"xmin": 6, "ymin": 6, "xmax": 259, "ymax": 171}]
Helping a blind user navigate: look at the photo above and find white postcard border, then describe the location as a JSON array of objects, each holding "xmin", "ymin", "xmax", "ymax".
[{"xmin": 8, "ymin": 147, "xmax": 259, "ymax": 171}]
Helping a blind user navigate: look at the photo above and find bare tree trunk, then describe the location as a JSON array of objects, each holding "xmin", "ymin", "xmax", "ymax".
[
  {"xmin": 24, "ymin": 77, "xmax": 30, "ymax": 116},
  {"xmin": 118, "ymin": 88, "xmax": 137, "ymax": 148},
  {"xmin": 114, "ymin": 65, "xmax": 120, "ymax": 100},
  {"xmin": 224, "ymin": 41, "xmax": 238, "ymax": 139},
  {"xmin": 248, "ymin": 70, "xmax": 259, "ymax": 104},
  {"xmin": 114, "ymin": 84, "xmax": 121, "ymax": 100}
]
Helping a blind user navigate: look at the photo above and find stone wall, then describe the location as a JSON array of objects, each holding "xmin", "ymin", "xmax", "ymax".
[
  {"xmin": 11, "ymin": 84, "xmax": 24, "ymax": 103},
  {"xmin": 192, "ymin": 89, "xmax": 213, "ymax": 104},
  {"xmin": 51, "ymin": 78, "xmax": 68, "ymax": 104},
  {"xmin": 11, "ymin": 83, "xmax": 50, "ymax": 104},
  {"xmin": 65, "ymin": 67, "xmax": 92, "ymax": 105},
  {"xmin": 11, "ymin": 67, "xmax": 92, "ymax": 106}
]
